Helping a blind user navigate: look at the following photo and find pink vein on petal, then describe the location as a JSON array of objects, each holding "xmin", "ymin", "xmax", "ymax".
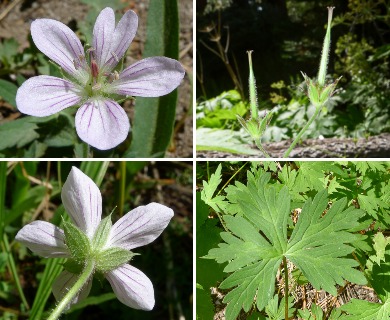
[
  {"xmin": 111, "ymin": 214, "xmax": 153, "ymax": 243},
  {"xmin": 36, "ymin": 226, "xmax": 63, "ymax": 242}
]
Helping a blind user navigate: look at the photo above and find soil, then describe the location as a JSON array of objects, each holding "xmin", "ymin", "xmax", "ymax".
[
  {"xmin": 0, "ymin": 0, "xmax": 193, "ymax": 158},
  {"xmin": 210, "ymin": 282, "xmax": 381, "ymax": 319},
  {"xmin": 197, "ymin": 133, "xmax": 390, "ymax": 158}
]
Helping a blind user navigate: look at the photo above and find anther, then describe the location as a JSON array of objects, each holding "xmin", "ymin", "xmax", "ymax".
[
  {"xmin": 111, "ymin": 51, "xmax": 119, "ymax": 62},
  {"xmin": 92, "ymin": 83, "xmax": 101, "ymax": 91}
]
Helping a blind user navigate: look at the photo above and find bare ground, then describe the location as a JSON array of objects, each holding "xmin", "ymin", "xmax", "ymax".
[{"xmin": 197, "ymin": 133, "xmax": 390, "ymax": 158}]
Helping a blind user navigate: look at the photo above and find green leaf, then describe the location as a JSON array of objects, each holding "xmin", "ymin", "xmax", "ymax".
[
  {"xmin": 372, "ymin": 232, "xmax": 389, "ymax": 265},
  {"xmin": 0, "ymin": 117, "xmax": 41, "ymax": 150},
  {"xmin": 37, "ymin": 113, "xmax": 77, "ymax": 147},
  {"xmin": 370, "ymin": 248, "xmax": 390, "ymax": 302},
  {"xmin": 264, "ymin": 294, "xmax": 294, "ymax": 320},
  {"xmin": 297, "ymin": 303, "xmax": 340, "ymax": 320},
  {"xmin": 196, "ymin": 128, "xmax": 259, "ymax": 155},
  {"xmin": 340, "ymin": 298, "xmax": 390, "ymax": 319},
  {"xmin": 206, "ymin": 171, "xmax": 367, "ymax": 320},
  {"xmin": 201, "ymin": 164, "xmax": 225, "ymax": 213},
  {"xmin": 124, "ymin": 0, "xmax": 180, "ymax": 157},
  {"xmin": 0, "ymin": 38, "xmax": 19, "ymax": 65},
  {"xmin": 286, "ymin": 191, "xmax": 367, "ymax": 295},
  {"xmin": 0, "ymin": 79, "xmax": 18, "ymax": 107}
]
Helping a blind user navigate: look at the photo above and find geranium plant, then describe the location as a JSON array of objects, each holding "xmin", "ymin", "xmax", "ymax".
[
  {"xmin": 237, "ymin": 7, "xmax": 341, "ymax": 157},
  {"xmin": 15, "ymin": 166, "xmax": 174, "ymax": 319},
  {"xmin": 16, "ymin": 7, "xmax": 185, "ymax": 152},
  {"xmin": 197, "ymin": 162, "xmax": 390, "ymax": 319}
]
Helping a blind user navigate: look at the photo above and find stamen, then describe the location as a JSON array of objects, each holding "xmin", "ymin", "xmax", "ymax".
[
  {"xmin": 92, "ymin": 83, "xmax": 101, "ymax": 91},
  {"xmin": 111, "ymin": 51, "xmax": 119, "ymax": 62},
  {"xmin": 73, "ymin": 55, "xmax": 85, "ymax": 70},
  {"xmin": 73, "ymin": 59, "xmax": 79, "ymax": 70},
  {"xmin": 113, "ymin": 70, "xmax": 120, "ymax": 80}
]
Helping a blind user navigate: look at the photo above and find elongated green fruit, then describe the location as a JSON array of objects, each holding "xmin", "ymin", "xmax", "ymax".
[
  {"xmin": 317, "ymin": 7, "xmax": 335, "ymax": 86},
  {"xmin": 247, "ymin": 50, "xmax": 258, "ymax": 120}
]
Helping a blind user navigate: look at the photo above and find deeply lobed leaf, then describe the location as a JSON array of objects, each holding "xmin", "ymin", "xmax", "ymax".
[
  {"xmin": 201, "ymin": 163, "xmax": 226, "ymax": 213},
  {"xmin": 206, "ymin": 171, "xmax": 367, "ymax": 319}
]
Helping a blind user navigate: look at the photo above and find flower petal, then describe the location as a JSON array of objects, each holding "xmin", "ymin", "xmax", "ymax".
[
  {"xmin": 108, "ymin": 203, "xmax": 173, "ymax": 250},
  {"xmin": 106, "ymin": 264, "xmax": 154, "ymax": 310},
  {"xmin": 61, "ymin": 167, "xmax": 102, "ymax": 238},
  {"xmin": 31, "ymin": 19, "xmax": 88, "ymax": 82},
  {"xmin": 107, "ymin": 57, "xmax": 185, "ymax": 97},
  {"xmin": 75, "ymin": 99, "xmax": 130, "ymax": 150},
  {"xmin": 15, "ymin": 221, "xmax": 69, "ymax": 258},
  {"xmin": 52, "ymin": 270, "xmax": 92, "ymax": 307},
  {"xmin": 16, "ymin": 76, "xmax": 81, "ymax": 116},
  {"xmin": 103, "ymin": 9, "xmax": 138, "ymax": 72},
  {"xmin": 93, "ymin": 7, "xmax": 115, "ymax": 70}
]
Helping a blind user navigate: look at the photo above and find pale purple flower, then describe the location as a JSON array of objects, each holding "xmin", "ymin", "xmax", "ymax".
[
  {"xmin": 15, "ymin": 167, "xmax": 174, "ymax": 310},
  {"xmin": 16, "ymin": 7, "xmax": 185, "ymax": 150}
]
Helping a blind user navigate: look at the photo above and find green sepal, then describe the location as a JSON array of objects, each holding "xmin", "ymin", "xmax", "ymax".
[
  {"xmin": 92, "ymin": 214, "xmax": 112, "ymax": 250},
  {"xmin": 95, "ymin": 247, "xmax": 139, "ymax": 273},
  {"xmin": 237, "ymin": 113, "xmax": 272, "ymax": 141},
  {"xmin": 63, "ymin": 259, "xmax": 84, "ymax": 274},
  {"xmin": 307, "ymin": 82, "xmax": 320, "ymax": 106},
  {"xmin": 245, "ymin": 118, "xmax": 262, "ymax": 140},
  {"xmin": 62, "ymin": 219, "xmax": 91, "ymax": 262}
]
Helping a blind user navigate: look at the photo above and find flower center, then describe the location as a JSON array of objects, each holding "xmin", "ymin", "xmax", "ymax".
[{"xmin": 73, "ymin": 48, "xmax": 119, "ymax": 100}]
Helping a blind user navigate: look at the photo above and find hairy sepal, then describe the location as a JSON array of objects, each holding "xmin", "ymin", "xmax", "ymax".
[
  {"xmin": 63, "ymin": 219, "xmax": 91, "ymax": 262},
  {"xmin": 95, "ymin": 247, "xmax": 138, "ymax": 273},
  {"xmin": 92, "ymin": 214, "xmax": 112, "ymax": 250}
]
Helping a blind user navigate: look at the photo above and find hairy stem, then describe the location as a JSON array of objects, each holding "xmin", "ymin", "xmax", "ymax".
[
  {"xmin": 283, "ymin": 105, "xmax": 322, "ymax": 158},
  {"xmin": 47, "ymin": 260, "xmax": 95, "ymax": 320},
  {"xmin": 255, "ymin": 140, "xmax": 270, "ymax": 158},
  {"xmin": 283, "ymin": 256, "xmax": 289, "ymax": 320}
]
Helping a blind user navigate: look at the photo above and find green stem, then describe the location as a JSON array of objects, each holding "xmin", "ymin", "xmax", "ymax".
[
  {"xmin": 283, "ymin": 105, "xmax": 322, "ymax": 158},
  {"xmin": 255, "ymin": 140, "xmax": 270, "ymax": 158},
  {"xmin": 283, "ymin": 256, "xmax": 289, "ymax": 320},
  {"xmin": 47, "ymin": 260, "xmax": 95, "ymax": 320}
]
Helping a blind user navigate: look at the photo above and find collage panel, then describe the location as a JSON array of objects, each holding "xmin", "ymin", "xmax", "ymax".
[
  {"xmin": 196, "ymin": 1, "xmax": 390, "ymax": 158},
  {"xmin": 0, "ymin": 161, "xmax": 193, "ymax": 319},
  {"xmin": 196, "ymin": 161, "xmax": 390, "ymax": 319},
  {"xmin": 0, "ymin": 0, "xmax": 192, "ymax": 158}
]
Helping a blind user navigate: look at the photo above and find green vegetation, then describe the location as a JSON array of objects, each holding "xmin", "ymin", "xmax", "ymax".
[{"xmin": 197, "ymin": 161, "xmax": 390, "ymax": 319}]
